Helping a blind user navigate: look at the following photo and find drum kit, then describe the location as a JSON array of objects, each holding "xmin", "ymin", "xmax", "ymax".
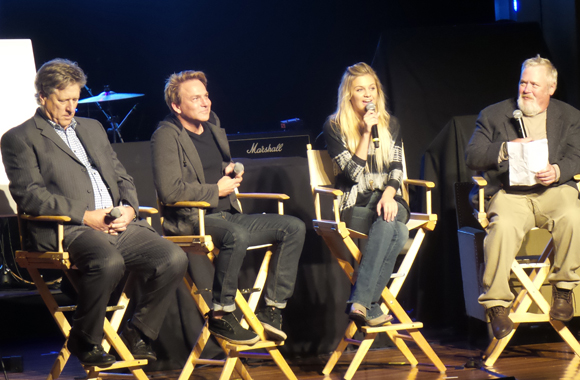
[{"xmin": 79, "ymin": 86, "xmax": 144, "ymax": 143}]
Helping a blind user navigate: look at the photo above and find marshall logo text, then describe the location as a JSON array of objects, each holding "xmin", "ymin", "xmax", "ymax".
[{"xmin": 246, "ymin": 142, "xmax": 284, "ymax": 154}]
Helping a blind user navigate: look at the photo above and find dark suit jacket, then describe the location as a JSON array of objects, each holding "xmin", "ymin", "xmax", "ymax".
[
  {"xmin": 1, "ymin": 109, "xmax": 142, "ymax": 250},
  {"xmin": 150, "ymin": 112, "xmax": 241, "ymax": 236},
  {"xmin": 465, "ymin": 98, "xmax": 580, "ymax": 206}
]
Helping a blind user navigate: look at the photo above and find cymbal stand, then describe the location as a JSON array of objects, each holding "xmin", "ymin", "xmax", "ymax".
[{"xmin": 83, "ymin": 85, "xmax": 130, "ymax": 143}]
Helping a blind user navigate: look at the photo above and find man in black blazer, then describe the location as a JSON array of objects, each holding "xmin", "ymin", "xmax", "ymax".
[
  {"xmin": 466, "ymin": 56, "xmax": 580, "ymax": 339},
  {"xmin": 151, "ymin": 71, "xmax": 305, "ymax": 345},
  {"xmin": 1, "ymin": 59, "xmax": 187, "ymax": 366}
]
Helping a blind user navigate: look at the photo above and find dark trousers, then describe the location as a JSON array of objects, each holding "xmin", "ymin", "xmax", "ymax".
[
  {"xmin": 197, "ymin": 212, "xmax": 306, "ymax": 311},
  {"xmin": 65, "ymin": 222, "xmax": 187, "ymax": 344}
]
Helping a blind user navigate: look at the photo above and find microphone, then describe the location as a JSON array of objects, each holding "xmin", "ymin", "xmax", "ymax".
[
  {"xmin": 106, "ymin": 207, "xmax": 122, "ymax": 219},
  {"xmin": 231, "ymin": 162, "xmax": 244, "ymax": 178},
  {"xmin": 365, "ymin": 102, "xmax": 379, "ymax": 148},
  {"xmin": 513, "ymin": 109, "xmax": 527, "ymax": 138}
]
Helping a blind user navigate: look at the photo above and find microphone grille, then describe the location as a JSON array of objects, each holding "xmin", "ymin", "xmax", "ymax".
[
  {"xmin": 513, "ymin": 109, "xmax": 523, "ymax": 119},
  {"xmin": 234, "ymin": 162, "xmax": 244, "ymax": 174},
  {"xmin": 109, "ymin": 207, "xmax": 122, "ymax": 219},
  {"xmin": 365, "ymin": 102, "xmax": 376, "ymax": 112}
]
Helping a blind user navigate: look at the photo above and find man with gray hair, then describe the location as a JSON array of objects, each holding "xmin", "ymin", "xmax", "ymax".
[
  {"xmin": 466, "ymin": 55, "xmax": 580, "ymax": 339},
  {"xmin": 1, "ymin": 58, "xmax": 187, "ymax": 366}
]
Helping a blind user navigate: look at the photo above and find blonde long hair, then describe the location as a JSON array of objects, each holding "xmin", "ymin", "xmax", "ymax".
[{"xmin": 330, "ymin": 62, "xmax": 392, "ymax": 173}]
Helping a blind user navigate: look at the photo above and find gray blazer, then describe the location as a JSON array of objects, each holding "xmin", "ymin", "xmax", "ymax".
[
  {"xmin": 151, "ymin": 112, "xmax": 241, "ymax": 236},
  {"xmin": 1, "ymin": 109, "xmax": 142, "ymax": 250},
  {"xmin": 465, "ymin": 98, "xmax": 580, "ymax": 205}
]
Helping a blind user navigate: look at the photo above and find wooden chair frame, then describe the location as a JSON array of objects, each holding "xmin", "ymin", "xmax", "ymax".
[
  {"xmin": 471, "ymin": 176, "xmax": 580, "ymax": 367},
  {"xmin": 14, "ymin": 207, "xmax": 158, "ymax": 380},
  {"xmin": 306, "ymin": 144, "xmax": 445, "ymax": 379},
  {"xmin": 158, "ymin": 191, "xmax": 298, "ymax": 380}
]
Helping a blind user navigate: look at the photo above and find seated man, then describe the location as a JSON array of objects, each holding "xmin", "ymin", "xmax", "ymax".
[
  {"xmin": 1, "ymin": 59, "xmax": 188, "ymax": 366},
  {"xmin": 151, "ymin": 70, "xmax": 306, "ymax": 345},
  {"xmin": 465, "ymin": 55, "xmax": 580, "ymax": 339}
]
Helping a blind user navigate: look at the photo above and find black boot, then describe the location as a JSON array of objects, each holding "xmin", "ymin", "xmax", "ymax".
[
  {"xmin": 486, "ymin": 306, "xmax": 513, "ymax": 339},
  {"xmin": 550, "ymin": 286, "xmax": 574, "ymax": 322}
]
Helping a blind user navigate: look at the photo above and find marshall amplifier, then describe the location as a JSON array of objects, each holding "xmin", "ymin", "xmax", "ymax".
[{"xmin": 227, "ymin": 131, "xmax": 311, "ymax": 158}]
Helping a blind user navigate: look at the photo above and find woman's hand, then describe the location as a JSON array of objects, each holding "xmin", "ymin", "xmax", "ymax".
[
  {"xmin": 361, "ymin": 108, "xmax": 378, "ymax": 135},
  {"xmin": 377, "ymin": 187, "xmax": 398, "ymax": 222}
]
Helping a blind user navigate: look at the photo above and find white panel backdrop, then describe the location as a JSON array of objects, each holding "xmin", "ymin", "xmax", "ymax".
[{"xmin": 0, "ymin": 39, "xmax": 37, "ymax": 215}]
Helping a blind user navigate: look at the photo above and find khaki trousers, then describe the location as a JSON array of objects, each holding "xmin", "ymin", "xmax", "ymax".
[{"xmin": 478, "ymin": 185, "xmax": 580, "ymax": 309}]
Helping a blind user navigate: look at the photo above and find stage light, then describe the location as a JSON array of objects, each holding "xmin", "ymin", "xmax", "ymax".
[{"xmin": 513, "ymin": 0, "xmax": 518, "ymax": 12}]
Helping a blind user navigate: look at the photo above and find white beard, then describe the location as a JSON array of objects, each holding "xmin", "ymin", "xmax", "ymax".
[{"xmin": 517, "ymin": 96, "xmax": 542, "ymax": 116}]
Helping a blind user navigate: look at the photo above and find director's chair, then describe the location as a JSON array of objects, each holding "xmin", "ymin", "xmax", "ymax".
[
  {"xmin": 14, "ymin": 207, "xmax": 158, "ymax": 380},
  {"xmin": 466, "ymin": 176, "xmax": 580, "ymax": 367},
  {"xmin": 158, "ymin": 190, "xmax": 298, "ymax": 380},
  {"xmin": 306, "ymin": 144, "xmax": 445, "ymax": 379}
]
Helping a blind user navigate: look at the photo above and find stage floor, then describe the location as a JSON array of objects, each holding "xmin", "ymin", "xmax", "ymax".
[{"xmin": 3, "ymin": 336, "xmax": 580, "ymax": 379}]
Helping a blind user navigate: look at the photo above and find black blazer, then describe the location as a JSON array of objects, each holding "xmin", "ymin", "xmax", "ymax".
[
  {"xmin": 1, "ymin": 109, "xmax": 142, "ymax": 250},
  {"xmin": 465, "ymin": 98, "xmax": 580, "ymax": 206},
  {"xmin": 151, "ymin": 112, "xmax": 241, "ymax": 236}
]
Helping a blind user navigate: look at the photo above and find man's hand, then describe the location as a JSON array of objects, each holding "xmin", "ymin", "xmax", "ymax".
[
  {"xmin": 217, "ymin": 176, "xmax": 241, "ymax": 197},
  {"xmin": 107, "ymin": 205, "xmax": 135, "ymax": 235},
  {"xmin": 536, "ymin": 164, "xmax": 557, "ymax": 186},
  {"xmin": 224, "ymin": 162, "xmax": 235, "ymax": 177},
  {"xmin": 83, "ymin": 207, "xmax": 113, "ymax": 233},
  {"xmin": 224, "ymin": 162, "xmax": 244, "ymax": 179},
  {"xmin": 510, "ymin": 137, "xmax": 533, "ymax": 143}
]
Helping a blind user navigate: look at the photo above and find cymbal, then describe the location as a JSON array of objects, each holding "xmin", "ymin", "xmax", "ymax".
[{"xmin": 78, "ymin": 91, "xmax": 144, "ymax": 104}]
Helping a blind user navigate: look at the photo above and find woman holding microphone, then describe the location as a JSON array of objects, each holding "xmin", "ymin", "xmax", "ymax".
[{"xmin": 323, "ymin": 62, "xmax": 410, "ymax": 326}]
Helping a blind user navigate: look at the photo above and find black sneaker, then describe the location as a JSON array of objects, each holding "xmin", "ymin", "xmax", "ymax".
[
  {"xmin": 257, "ymin": 306, "xmax": 287, "ymax": 341},
  {"xmin": 207, "ymin": 311, "xmax": 260, "ymax": 345}
]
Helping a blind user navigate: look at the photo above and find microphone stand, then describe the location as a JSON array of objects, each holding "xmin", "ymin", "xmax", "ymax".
[{"xmin": 83, "ymin": 85, "xmax": 131, "ymax": 143}]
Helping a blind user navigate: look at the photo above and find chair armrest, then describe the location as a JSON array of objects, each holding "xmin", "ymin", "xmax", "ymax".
[
  {"xmin": 403, "ymin": 179, "xmax": 435, "ymax": 189},
  {"xmin": 138, "ymin": 207, "xmax": 158, "ymax": 226},
  {"xmin": 236, "ymin": 193, "xmax": 290, "ymax": 200},
  {"xmin": 314, "ymin": 187, "xmax": 343, "ymax": 197},
  {"xmin": 20, "ymin": 215, "xmax": 71, "ymax": 223},
  {"xmin": 312, "ymin": 186, "xmax": 343, "ymax": 222},
  {"xmin": 471, "ymin": 176, "xmax": 489, "ymax": 228},
  {"xmin": 138, "ymin": 206, "xmax": 158, "ymax": 215},
  {"xmin": 403, "ymin": 179, "xmax": 436, "ymax": 215},
  {"xmin": 164, "ymin": 201, "xmax": 212, "ymax": 208},
  {"xmin": 472, "ymin": 176, "xmax": 487, "ymax": 186},
  {"xmin": 236, "ymin": 193, "xmax": 290, "ymax": 215},
  {"xmin": 18, "ymin": 214, "xmax": 71, "ymax": 252}
]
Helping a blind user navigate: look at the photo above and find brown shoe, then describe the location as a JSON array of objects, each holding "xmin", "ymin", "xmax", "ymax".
[
  {"xmin": 550, "ymin": 286, "xmax": 574, "ymax": 322},
  {"xmin": 487, "ymin": 306, "xmax": 513, "ymax": 339}
]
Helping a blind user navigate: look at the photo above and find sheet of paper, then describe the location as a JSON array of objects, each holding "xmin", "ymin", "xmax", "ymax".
[{"xmin": 507, "ymin": 139, "xmax": 549, "ymax": 186}]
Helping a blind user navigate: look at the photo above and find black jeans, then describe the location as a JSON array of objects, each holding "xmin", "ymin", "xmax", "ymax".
[{"xmin": 197, "ymin": 212, "xmax": 306, "ymax": 311}]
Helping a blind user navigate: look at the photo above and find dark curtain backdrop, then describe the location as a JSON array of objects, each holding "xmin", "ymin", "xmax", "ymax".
[{"xmin": 0, "ymin": 0, "xmax": 493, "ymax": 144}]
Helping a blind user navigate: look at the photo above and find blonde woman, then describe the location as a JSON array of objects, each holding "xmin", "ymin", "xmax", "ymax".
[{"xmin": 323, "ymin": 62, "xmax": 409, "ymax": 326}]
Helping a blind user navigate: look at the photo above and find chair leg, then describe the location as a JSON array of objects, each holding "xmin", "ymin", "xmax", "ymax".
[
  {"xmin": 344, "ymin": 332, "xmax": 377, "ymax": 380},
  {"xmin": 241, "ymin": 248, "xmax": 273, "ymax": 329},
  {"xmin": 266, "ymin": 347, "xmax": 298, "ymax": 380},
  {"xmin": 47, "ymin": 343, "xmax": 69, "ymax": 380},
  {"xmin": 380, "ymin": 286, "xmax": 446, "ymax": 372},
  {"xmin": 181, "ymin": 273, "xmax": 257, "ymax": 380},
  {"xmin": 322, "ymin": 322, "xmax": 358, "ymax": 375}
]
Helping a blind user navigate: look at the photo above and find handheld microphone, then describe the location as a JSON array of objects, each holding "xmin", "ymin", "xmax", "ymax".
[
  {"xmin": 106, "ymin": 207, "xmax": 122, "ymax": 219},
  {"xmin": 231, "ymin": 162, "xmax": 244, "ymax": 178},
  {"xmin": 513, "ymin": 109, "xmax": 527, "ymax": 138},
  {"xmin": 365, "ymin": 102, "xmax": 379, "ymax": 148}
]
